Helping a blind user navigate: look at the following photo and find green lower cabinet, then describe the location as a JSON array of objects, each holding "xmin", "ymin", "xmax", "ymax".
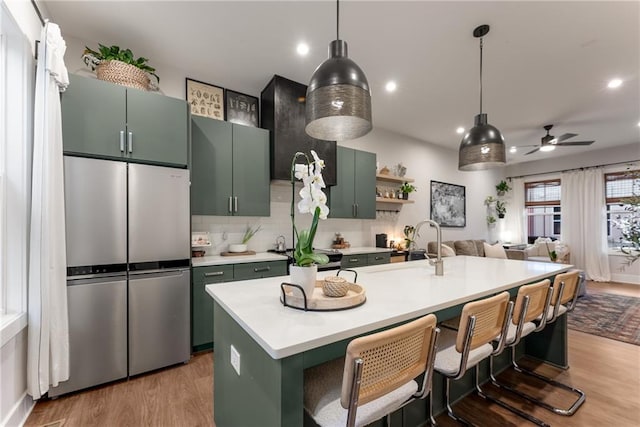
[
  {"xmin": 341, "ymin": 255, "xmax": 368, "ymax": 269},
  {"xmin": 367, "ymin": 252, "xmax": 391, "ymax": 265},
  {"xmin": 192, "ymin": 265, "xmax": 233, "ymax": 351},
  {"xmin": 233, "ymin": 261, "xmax": 287, "ymax": 281}
]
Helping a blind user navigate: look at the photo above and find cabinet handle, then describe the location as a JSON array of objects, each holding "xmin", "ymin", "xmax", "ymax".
[
  {"xmin": 234, "ymin": 196, "xmax": 238, "ymax": 213},
  {"xmin": 254, "ymin": 266, "xmax": 271, "ymax": 273},
  {"xmin": 127, "ymin": 131, "xmax": 133, "ymax": 153},
  {"xmin": 355, "ymin": 204, "xmax": 359, "ymax": 217},
  {"xmin": 119, "ymin": 131, "xmax": 125, "ymax": 152},
  {"xmin": 204, "ymin": 271, "xmax": 225, "ymax": 277},
  {"xmin": 352, "ymin": 204, "xmax": 356, "ymax": 217},
  {"xmin": 375, "ymin": 256, "xmax": 383, "ymax": 260},
  {"xmin": 349, "ymin": 258, "xmax": 359, "ymax": 262},
  {"xmin": 228, "ymin": 197, "xmax": 233, "ymax": 213}
]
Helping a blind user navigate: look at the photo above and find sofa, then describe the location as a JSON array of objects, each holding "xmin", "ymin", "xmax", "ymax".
[{"xmin": 426, "ymin": 239, "xmax": 527, "ymax": 260}]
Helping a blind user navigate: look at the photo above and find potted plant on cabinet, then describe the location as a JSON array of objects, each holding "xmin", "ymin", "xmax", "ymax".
[
  {"xmin": 400, "ymin": 182, "xmax": 417, "ymax": 200},
  {"xmin": 495, "ymin": 200, "xmax": 507, "ymax": 219},
  {"xmin": 495, "ymin": 180, "xmax": 511, "ymax": 196},
  {"xmin": 82, "ymin": 44, "xmax": 160, "ymax": 91}
]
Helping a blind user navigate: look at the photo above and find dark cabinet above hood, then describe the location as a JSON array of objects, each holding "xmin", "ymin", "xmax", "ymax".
[{"xmin": 261, "ymin": 75, "xmax": 337, "ymax": 185}]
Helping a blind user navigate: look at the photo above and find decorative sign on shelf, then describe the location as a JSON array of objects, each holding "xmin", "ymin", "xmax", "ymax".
[
  {"xmin": 225, "ymin": 89, "xmax": 259, "ymax": 127},
  {"xmin": 430, "ymin": 180, "xmax": 466, "ymax": 227},
  {"xmin": 186, "ymin": 78, "xmax": 224, "ymax": 120}
]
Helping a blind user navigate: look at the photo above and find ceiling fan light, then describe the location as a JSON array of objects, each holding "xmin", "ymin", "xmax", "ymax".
[
  {"xmin": 306, "ymin": 38, "xmax": 372, "ymax": 141},
  {"xmin": 540, "ymin": 145, "xmax": 556, "ymax": 152},
  {"xmin": 458, "ymin": 113, "xmax": 506, "ymax": 171}
]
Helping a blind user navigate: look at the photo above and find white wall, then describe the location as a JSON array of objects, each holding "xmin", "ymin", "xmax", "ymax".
[{"xmin": 505, "ymin": 143, "xmax": 640, "ymax": 285}]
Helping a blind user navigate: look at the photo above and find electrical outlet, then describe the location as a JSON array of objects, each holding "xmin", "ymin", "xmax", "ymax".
[{"xmin": 230, "ymin": 345, "xmax": 241, "ymax": 375}]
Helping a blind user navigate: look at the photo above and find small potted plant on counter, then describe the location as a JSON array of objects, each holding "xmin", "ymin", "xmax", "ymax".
[
  {"xmin": 228, "ymin": 224, "xmax": 261, "ymax": 253},
  {"xmin": 495, "ymin": 180, "xmax": 511, "ymax": 196},
  {"xmin": 400, "ymin": 182, "xmax": 417, "ymax": 200}
]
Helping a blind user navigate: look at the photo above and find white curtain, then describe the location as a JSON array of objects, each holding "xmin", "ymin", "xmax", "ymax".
[
  {"xmin": 504, "ymin": 177, "xmax": 526, "ymax": 244},
  {"xmin": 27, "ymin": 22, "xmax": 70, "ymax": 399},
  {"xmin": 561, "ymin": 168, "xmax": 611, "ymax": 281}
]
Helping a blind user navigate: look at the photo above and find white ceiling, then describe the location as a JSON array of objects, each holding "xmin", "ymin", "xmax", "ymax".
[{"xmin": 41, "ymin": 1, "xmax": 640, "ymax": 165}]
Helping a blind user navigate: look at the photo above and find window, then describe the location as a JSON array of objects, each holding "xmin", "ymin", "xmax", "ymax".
[
  {"xmin": 605, "ymin": 171, "xmax": 640, "ymax": 248},
  {"xmin": 525, "ymin": 179, "xmax": 561, "ymax": 242}
]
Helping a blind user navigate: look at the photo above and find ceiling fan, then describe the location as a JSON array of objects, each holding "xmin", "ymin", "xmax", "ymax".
[{"xmin": 523, "ymin": 124, "xmax": 595, "ymax": 155}]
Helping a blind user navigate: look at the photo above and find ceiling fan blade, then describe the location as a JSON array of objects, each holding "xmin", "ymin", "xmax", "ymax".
[
  {"xmin": 556, "ymin": 140, "xmax": 595, "ymax": 146},
  {"xmin": 517, "ymin": 144, "xmax": 540, "ymax": 148},
  {"xmin": 555, "ymin": 133, "xmax": 578, "ymax": 142},
  {"xmin": 525, "ymin": 147, "xmax": 540, "ymax": 155}
]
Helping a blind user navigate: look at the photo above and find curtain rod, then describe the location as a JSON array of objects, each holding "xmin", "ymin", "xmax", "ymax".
[
  {"xmin": 506, "ymin": 159, "xmax": 640, "ymax": 180},
  {"xmin": 31, "ymin": 0, "xmax": 45, "ymax": 26}
]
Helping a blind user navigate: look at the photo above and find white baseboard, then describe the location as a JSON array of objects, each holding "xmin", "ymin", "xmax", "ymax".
[
  {"xmin": 610, "ymin": 272, "xmax": 640, "ymax": 285},
  {"xmin": 1, "ymin": 393, "xmax": 34, "ymax": 427}
]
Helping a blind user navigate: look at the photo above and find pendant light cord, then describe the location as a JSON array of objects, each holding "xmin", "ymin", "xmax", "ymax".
[
  {"xmin": 336, "ymin": 0, "xmax": 340, "ymax": 40},
  {"xmin": 479, "ymin": 37, "xmax": 484, "ymax": 115}
]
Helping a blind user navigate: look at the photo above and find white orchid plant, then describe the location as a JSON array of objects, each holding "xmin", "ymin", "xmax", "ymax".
[{"xmin": 291, "ymin": 151, "xmax": 330, "ymax": 267}]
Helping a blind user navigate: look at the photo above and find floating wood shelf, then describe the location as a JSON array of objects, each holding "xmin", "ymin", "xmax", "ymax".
[
  {"xmin": 376, "ymin": 174, "xmax": 414, "ymax": 183},
  {"xmin": 376, "ymin": 197, "xmax": 415, "ymax": 204}
]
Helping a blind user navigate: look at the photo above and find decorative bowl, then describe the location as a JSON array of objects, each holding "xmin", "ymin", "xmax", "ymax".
[
  {"xmin": 228, "ymin": 244, "xmax": 248, "ymax": 253},
  {"xmin": 322, "ymin": 276, "xmax": 349, "ymax": 297}
]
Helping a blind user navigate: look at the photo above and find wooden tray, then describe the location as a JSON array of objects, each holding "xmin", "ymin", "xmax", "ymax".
[
  {"xmin": 220, "ymin": 251, "xmax": 256, "ymax": 256},
  {"xmin": 280, "ymin": 280, "xmax": 366, "ymax": 311}
]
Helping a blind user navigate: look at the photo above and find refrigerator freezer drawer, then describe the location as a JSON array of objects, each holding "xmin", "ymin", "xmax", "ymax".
[
  {"xmin": 49, "ymin": 276, "xmax": 128, "ymax": 397},
  {"xmin": 128, "ymin": 269, "xmax": 190, "ymax": 376},
  {"xmin": 128, "ymin": 163, "xmax": 190, "ymax": 263}
]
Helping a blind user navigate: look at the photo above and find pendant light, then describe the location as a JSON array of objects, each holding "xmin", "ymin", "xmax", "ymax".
[
  {"xmin": 458, "ymin": 25, "xmax": 506, "ymax": 171},
  {"xmin": 305, "ymin": 0, "xmax": 372, "ymax": 141}
]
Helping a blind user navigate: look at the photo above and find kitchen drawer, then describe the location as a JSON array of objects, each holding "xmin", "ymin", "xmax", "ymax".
[
  {"xmin": 367, "ymin": 252, "xmax": 390, "ymax": 265},
  {"xmin": 193, "ymin": 265, "xmax": 234, "ymax": 285},
  {"xmin": 341, "ymin": 255, "xmax": 367, "ymax": 269},
  {"xmin": 233, "ymin": 261, "xmax": 287, "ymax": 281}
]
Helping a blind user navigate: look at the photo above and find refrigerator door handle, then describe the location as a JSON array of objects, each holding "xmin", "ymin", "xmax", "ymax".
[
  {"xmin": 127, "ymin": 131, "xmax": 133, "ymax": 153},
  {"xmin": 129, "ymin": 268, "xmax": 189, "ymax": 279},
  {"xmin": 119, "ymin": 131, "xmax": 125, "ymax": 152}
]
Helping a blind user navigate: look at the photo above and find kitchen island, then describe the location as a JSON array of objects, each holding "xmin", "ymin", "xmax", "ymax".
[{"xmin": 206, "ymin": 256, "xmax": 571, "ymax": 426}]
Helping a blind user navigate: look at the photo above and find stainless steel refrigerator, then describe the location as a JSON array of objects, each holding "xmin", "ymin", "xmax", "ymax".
[{"xmin": 50, "ymin": 156, "xmax": 190, "ymax": 397}]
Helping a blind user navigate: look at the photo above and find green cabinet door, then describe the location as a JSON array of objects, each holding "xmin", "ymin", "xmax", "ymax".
[
  {"xmin": 126, "ymin": 89, "xmax": 188, "ymax": 166},
  {"xmin": 232, "ymin": 124, "xmax": 270, "ymax": 216},
  {"xmin": 354, "ymin": 149, "xmax": 376, "ymax": 219},
  {"xmin": 191, "ymin": 117, "xmax": 233, "ymax": 215},
  {"xmin": 329, "ymin": 146, "xmax": 356, "ymax": 218},
  {"xmin": 62, "ymin": 74, "xmax": 126, "ymax": 159},
  {"xmin": 192, "ymin": 265, "xmax": 234, "ymax": 349},
  {"xmin": 329, "ymin": 147, "xmax": 375, "ymax": 219}
]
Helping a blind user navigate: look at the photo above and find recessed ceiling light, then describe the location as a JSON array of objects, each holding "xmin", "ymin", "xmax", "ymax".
[
  {"xmin": 637, "ymin": 121, "xmax": 640, "ymax": 127},
  {"xmin": 607, "ymin": 78, "xmax": 623, "ymax": 89},
  {"xmin": 456, "ymin": 127, "xmax": 465, "ymax": 134},
  {"xmin": 385, "ymin": 81, "xmax": 397, "ymax": 92},
  {"xmin": 509, "ymin": 146, "xmax": 517, "ymax": 153},
  {"xmin": 296, "ymin": 43, "xmax": 309, "ymax": 56},
  {"xmin": 540, "ymin": 145, "xmax": 556, "ymax": 152}
]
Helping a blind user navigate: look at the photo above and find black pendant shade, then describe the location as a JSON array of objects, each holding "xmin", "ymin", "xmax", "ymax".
[
  {"xmin": 458, "ymin": 25, "xmax": 506, "ymax": 171},
  {"xmin": 305, "ymin": 2, "xmax": 372, "ymax": 141}
]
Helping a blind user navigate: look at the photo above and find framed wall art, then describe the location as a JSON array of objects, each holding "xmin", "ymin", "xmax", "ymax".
[
  {"xmin": 186, "ymin": 78, "xmax": 224, "ymax": 120},
  {"xmin": 430, "ymin": 180, "xmax": 466, "ymax": 227},
  {"xmin": 225, "ymin": 89, "xmax": 259, "ymax": 127}
]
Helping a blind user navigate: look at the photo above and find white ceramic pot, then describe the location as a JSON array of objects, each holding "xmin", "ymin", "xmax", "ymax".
[
  {"xmin": 290, "ymin": 264, "xmax": 318, "ymax": 299},
  {"xmin": 228, "ymin": 244, "xmax": 247, "ymax": 253}
]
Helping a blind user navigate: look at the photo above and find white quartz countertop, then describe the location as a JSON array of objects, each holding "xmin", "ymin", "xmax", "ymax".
[
  {"xmin": 192, "ymin": 252, "xmax": 288, "ymax": 267},
  {"xmin": 206, "ymin": 256, "xmax": 571, "ymax": 359},
  {"xmin": 337, "ymin": 247, "xmax": 393, "ymax": 255}
]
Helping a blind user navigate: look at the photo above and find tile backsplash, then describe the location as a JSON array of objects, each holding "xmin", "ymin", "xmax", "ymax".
[{"xmin": 192, "ymin": 182, "xmax": 399, "ymax": 254}]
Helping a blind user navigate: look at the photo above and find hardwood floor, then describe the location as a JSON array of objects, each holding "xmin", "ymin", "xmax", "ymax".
[{"xmin": 25, "ymin": 281, "xmax": 640, "ymax": 427}]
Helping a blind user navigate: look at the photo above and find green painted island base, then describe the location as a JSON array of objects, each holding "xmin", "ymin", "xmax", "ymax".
[{"xmin": 213, "ymin": 301, "xmax": 568, "ymax": 427}]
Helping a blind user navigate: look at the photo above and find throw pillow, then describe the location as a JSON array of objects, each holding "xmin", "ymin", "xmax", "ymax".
[
  {"xmin": 441, "ymin": 244, "xmax": 456, "ymax": 257},
  {"xmin": 483, "ymin": 242, "xmax": 508, "ymax": 259},
  {"xmin": 474, "ymin": 240, "xmax": 486, "ymax": 257},
  {"xmin": 454, "ymin": 240, "xmax": 479, "ymax": 256}
]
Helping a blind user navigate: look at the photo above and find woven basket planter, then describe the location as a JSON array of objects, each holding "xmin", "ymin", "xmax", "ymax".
[{"xmin": 96, "ymin": 60, "xmax": 150, "ymax": 91}]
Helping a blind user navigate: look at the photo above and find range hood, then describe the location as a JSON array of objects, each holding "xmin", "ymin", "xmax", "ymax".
[{"xmin": 261, "ymin": 75, "xmax": 337, "ymax": 186}]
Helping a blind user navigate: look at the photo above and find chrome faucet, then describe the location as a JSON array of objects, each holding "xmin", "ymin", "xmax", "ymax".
[{"xmin": 414, "ymin": 219, "xmax": 444, "ymax": 276}]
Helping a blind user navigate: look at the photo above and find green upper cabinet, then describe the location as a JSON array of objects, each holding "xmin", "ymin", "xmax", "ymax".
[
  {"xmin": 329, "ymin": 147, "xmax": 376, "ymax": 219},
  {"xmin": 62, "ymin": 74, "xmax": 187, "ymax": 167},
  {"xmin": 191, "ymin": 116, "xmax": 270, "ymax": 216}
]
